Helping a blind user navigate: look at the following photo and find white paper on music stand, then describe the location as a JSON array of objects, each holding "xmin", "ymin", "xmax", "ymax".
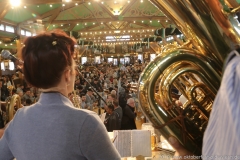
[
  {"xmin": 113, "ymin": 130, "xmax": 151, "ymax": 157},
  {"xmin": 131, "ymin": 130, "xmax": 151, "ymax": 157}
]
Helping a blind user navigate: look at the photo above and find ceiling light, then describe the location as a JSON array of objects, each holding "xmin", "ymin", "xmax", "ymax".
[
  {"xmin": 75, "ymin": 3, "xmax": 78, "ymax": 5},
  {"xmin": 62, "ymin": 4, "xmax": 65, "ymax": 6},
  {"xmin": 10, "ymin": 0, "xmax": 21, "ymax": 7},
  {"xmin": 62, "ymin": 0, "xmax": 72, "ymax": 2}
]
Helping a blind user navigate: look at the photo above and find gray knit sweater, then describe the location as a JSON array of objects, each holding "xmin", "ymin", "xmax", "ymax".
[{"xmin": 0, "ymin": 92, "xmax": 121, "ymax": 160}]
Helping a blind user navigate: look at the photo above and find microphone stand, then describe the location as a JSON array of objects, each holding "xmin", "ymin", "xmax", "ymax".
[{"xmin": 76, "ymin": 67, "xmax": 107, "ymax": 115}]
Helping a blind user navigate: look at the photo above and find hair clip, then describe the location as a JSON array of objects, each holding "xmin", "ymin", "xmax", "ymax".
[{"xmin": 52, "ymin": 41, "xmax": 57, "ymax": 46}]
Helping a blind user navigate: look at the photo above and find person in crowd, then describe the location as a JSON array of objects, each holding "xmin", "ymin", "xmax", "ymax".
[
  {"xmin": 22, "ymin": 88, "xmax": 32, "ymax": 104},
  {"xmin": 16, "ymin": 84, "xmax": 24, "ymax": 95},
  {"xmin": 80, "ymin": 93, "xmax": 87, "ymax": 109},
  {"xmin": 0, "ymin": 30, "xmax": 121, "ymax": 160},
  {"xmin": 85, "ymin": 87, "xmax": 95, "ymax": 108},
  {"xmin": 112, "ymin": 99, "xmax": 122, "ymax": 130},
  {"xmin": 111, "ymin": 89, "xmax": 117, "ymax": 97},
  {"xmin": 90, "ymin": 77, "xmax": 103, "ymax": 92},
  {"xmin": 104, "ymin": 103, "xmax": 119, "ymax": 132},
  {"xmin": 1, "ymin": 77, "xmax": 9, "ymax": 101},
  {"xmin": 121, "ymin": 98, "xmax": 136, "ymax": 130}
]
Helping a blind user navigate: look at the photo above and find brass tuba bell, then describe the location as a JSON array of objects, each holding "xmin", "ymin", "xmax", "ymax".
[{"xmin": 138, "ymin": 0, "xmax": 240, "ymax": 155}]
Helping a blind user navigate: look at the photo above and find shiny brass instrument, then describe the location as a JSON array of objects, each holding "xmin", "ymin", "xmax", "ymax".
[
  {"xmin": 4, "ymin": 94, "xmax": 22, "ymax": 125},
  {"xmin": 138, "ymin": 0, "xmax": 240, "ymax": 155},
  {"xmin": 72, "ymin": 90, "xmax": 81, "ymax": 108}
]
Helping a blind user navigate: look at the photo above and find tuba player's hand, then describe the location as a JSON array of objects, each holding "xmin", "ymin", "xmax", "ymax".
[{"xmin": 168, "ymin": 136, "xmax": 198, "ymax": 160}]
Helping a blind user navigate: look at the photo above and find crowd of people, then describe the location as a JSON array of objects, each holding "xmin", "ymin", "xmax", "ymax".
[
  {"xmin": 0, "ymin": 49, "xmax": 148, "ymax": 133},
  {"xmin": 67, "ymin": 60, "xmax": 147, "ymax": 131}
]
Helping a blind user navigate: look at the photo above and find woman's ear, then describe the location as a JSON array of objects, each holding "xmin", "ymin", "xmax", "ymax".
[{"xmin": 65, "ymin": 69, "xmax": 71, "ymax": 83}]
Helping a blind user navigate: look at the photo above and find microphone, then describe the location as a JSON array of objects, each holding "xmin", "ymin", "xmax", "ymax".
[{"xmin": 1, "ymin": 50, "xmax": 19, "ymax": 62}]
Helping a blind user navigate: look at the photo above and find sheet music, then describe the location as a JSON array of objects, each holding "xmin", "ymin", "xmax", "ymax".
[
  {"xmin": 131, "ymin": 130, "xmax": 151, "ymax": 157},
  {"xmin": 113, "ymin": 130, "xmax": 131, "ymax": 157},
  {"xmin": 113, "ymin": 130, "xmax": 151, "ymax": 157}
]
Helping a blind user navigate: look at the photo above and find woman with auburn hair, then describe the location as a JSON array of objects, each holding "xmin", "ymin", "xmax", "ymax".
[{"xmin": 0, "ymin": 30, "xmax": 121, "ymax": 160}]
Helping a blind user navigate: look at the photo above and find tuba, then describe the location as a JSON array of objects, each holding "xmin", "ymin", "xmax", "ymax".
[
  {"xmin": 4, "ymin": 94, "xmax": 22, "ymax": 126},
  {"xmin": 138, "ymin": 0, "xmax": 240, "ymax": 155}
]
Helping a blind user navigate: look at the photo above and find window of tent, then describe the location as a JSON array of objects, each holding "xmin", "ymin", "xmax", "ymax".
[
  {"xmin": 1, "ymin": 61, "xmax": 15, "ymax": 71},
  {"xmin": 26, "ymin": 31, "xmax": 32, "ymax": 37},
  {"xmin": 0, "ymin": 24, "xmax": 4, "ymax": 31},
  {"xmin": 81, "ymin": 57, "xmax": 87, "ymax": 65},
  {"xmin": 108, "ymin": 57, "xmax": 113, "ymax": 63},
  {"xmin": 120, "ymin": 58, "xmax": 125, "ymax": 65},
  {"xmin": 5, "ymin": 25, "xmax": 14, "ymax": 33},
  {"xmin": 95, "ymin": 56, "xmax": 101, "ymax": 64},
  {"xmin": 150, "ymin": 54, "xmax": 156, "ymax": 61},
  {"xmin": 21, "ymin": 29, "xmax": 25, "ymax": 35},
  {"xmin": 138, "ymin": 54, "xmax": 143, "ymax": 62},
  {"xmin": 124, "ymin": 57, "xmax": 130, "ymax": 64},
  {"xmin": 113, "ymin": 58, "xmax": 118, "ymax": 65}
]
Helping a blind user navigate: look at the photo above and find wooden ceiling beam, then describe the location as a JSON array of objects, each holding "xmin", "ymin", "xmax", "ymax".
[
  {"xmin": 78, "ymin": 28, "xmax": 158, "ymax": 32},
  {"xmin": 81, "ymin": 25, "xmax": 100, "ymax": 31},
  {"xmin": 121, "ymin": 22, "xmax": 131, "ymax": 30},
  {"xmin": 22, "ymin": 0, "xmax": 91, "ymax": 5},
  {"xmin": 46, "ymin": 7, "xmax": 62, "ymax": 30},
  {"xmin": 160, "ymin": 22, "xmax": 167, "ymax": 28},
  {"xmin": 133, "ymin": 22, "xmax": 151, "ymax": 28},
  {"xmin": 104, "ymin": 23, "xmax": 114, "ymax": 30},
  {"xmin": 68, "ymin": 23, "xmax": 77, "ymax": 31},
  {"xmin": 98, "ymin": 3, "xmax": 116, "ymax": 19},
  {"xmin": 0, "ymin": 3, "xmax": 10, "ymax": 22},
  {"xmin": 49, "ymin": 16, "xmax": 168, "ymax": 24},
  {"xmin": 80, "ymin": 33, "xmax": 153, "ymax": 38},
  {"xmin": 117, "ymin": 21, "xmax": 127, "ymax": 29},
  {"xmin": 120, "ymin": 0, "xmax": 137, "ymax": 16},
  {"xmin": 18, "ymin": 3, "xmax": 77, "ymax": 26}
]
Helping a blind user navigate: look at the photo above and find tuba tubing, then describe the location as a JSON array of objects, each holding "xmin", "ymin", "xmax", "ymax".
[
  {"xmin": 140, "ymin": 0, "xmax": 240, "ymax": 155},
  {"xmin": 138, "ymin": 48, "xmax": 221, "ymax": 155},
  {"xmin": 5, "ymin": 94, "xmax": 22, "ymax": 125}
]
